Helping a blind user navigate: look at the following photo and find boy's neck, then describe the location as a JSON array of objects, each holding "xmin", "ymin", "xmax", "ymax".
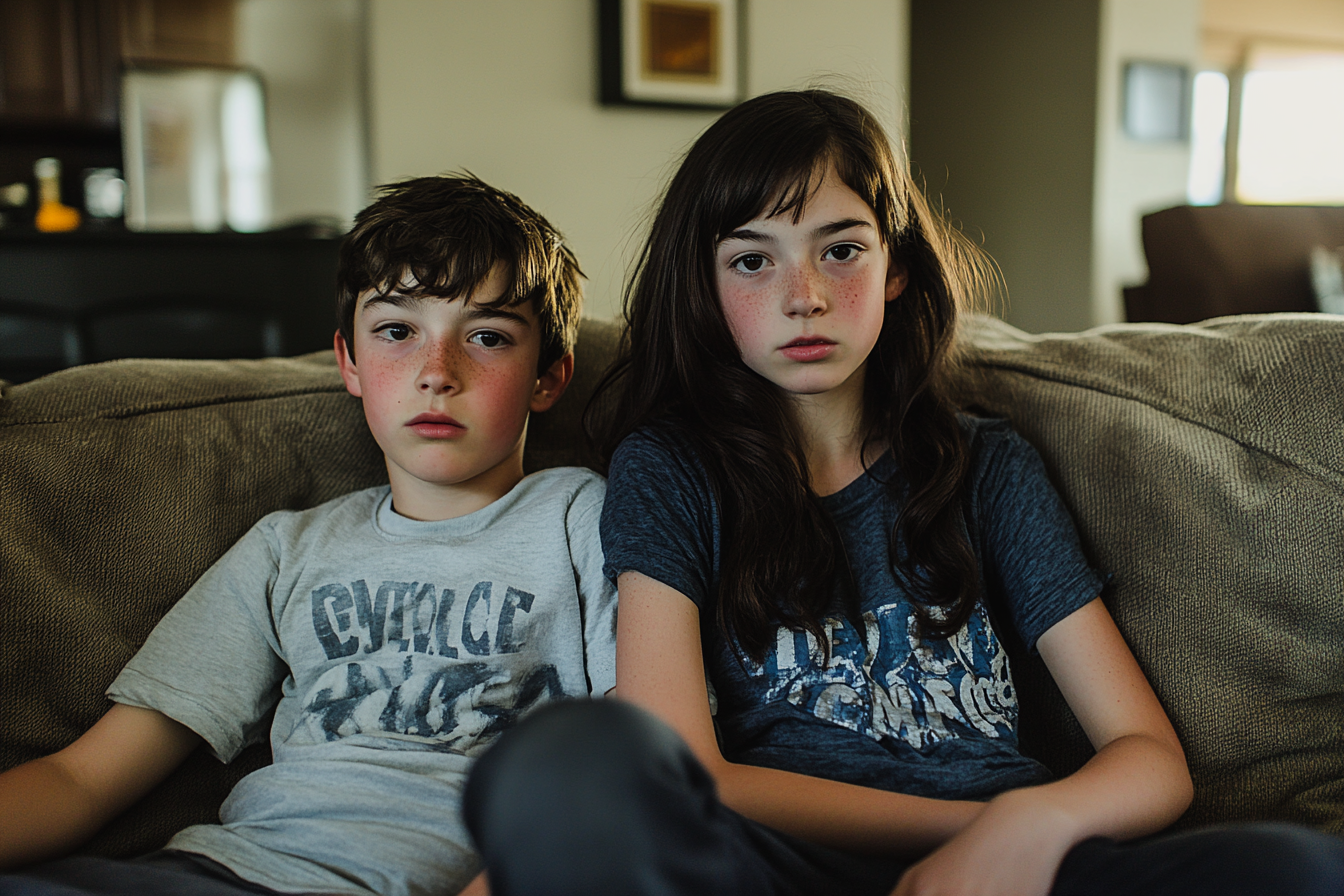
[{"xmin": 384, "ymin": 449, "xmax": 527, "ymax": 522}]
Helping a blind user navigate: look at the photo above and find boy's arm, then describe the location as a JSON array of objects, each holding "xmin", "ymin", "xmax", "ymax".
[{"xmin": 0, "ymin": 703, "xmax": 201, "ymax": 870}]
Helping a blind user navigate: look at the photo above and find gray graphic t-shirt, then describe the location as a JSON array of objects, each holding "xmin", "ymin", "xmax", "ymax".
[
  {"xmin": 601, "ymin": 418, "xmax": 1102, "ymax": 801},
  {"xmin": 110, "ymin": 467, "xmax": 617, "ymax": 896}
]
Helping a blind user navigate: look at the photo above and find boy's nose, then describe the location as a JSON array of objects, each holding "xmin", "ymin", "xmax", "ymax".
[
  {"xmin": 784, "ymin": 264, "xmax": 827, "ymax": 318},
  {"xmin": 417, "ymin": 341, "xmax": 461, "ymax": 394}
]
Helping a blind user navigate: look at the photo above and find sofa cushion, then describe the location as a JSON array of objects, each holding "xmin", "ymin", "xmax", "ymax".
[
  {"xmin": 0, "ymin": 318, "xmax": 617, "ymax": 858},
  {"xmin": 954, "ymin": 313, "xmax": 1344, "ymax": 835}
]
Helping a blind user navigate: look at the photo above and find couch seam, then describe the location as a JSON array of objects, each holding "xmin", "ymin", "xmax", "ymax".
[{"xmin": 0, "ymin": 383, "xmax": 351, "ymax": 427}]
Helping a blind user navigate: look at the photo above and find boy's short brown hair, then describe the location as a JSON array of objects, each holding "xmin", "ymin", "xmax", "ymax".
[{"xmin": 336, "ymin": 175, "xmax": 583, "ymax": 372}]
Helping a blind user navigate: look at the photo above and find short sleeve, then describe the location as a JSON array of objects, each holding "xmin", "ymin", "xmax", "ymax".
[
  {"xmin": 565, "ymin": 473, "xmax": 619, "ymax": 695},
  {"xmin": 969, "ymin": 421, "xmax": 1106, "ymax": 652},
  {"xmin": 600, "ymin": 430, "xmax": 719, "ymax": 611},
  {"xmin": 108, "ymin": 522, "xmax": 288, "ymax": 762}
]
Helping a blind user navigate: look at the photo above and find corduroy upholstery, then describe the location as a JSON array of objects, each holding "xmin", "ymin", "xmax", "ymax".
[{"xmin": 0, "ymin": 313, "xmax": 1339, "ymax": 860}]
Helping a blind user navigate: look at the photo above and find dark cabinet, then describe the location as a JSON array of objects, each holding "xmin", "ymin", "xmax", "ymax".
[
  {"xmin": 0, "ymin": 0, "xmax": 235, "ymax": 133},
  {"xmin": 0, "ymin": 230, "xmax": 340, "ymax": 383},
  {"xmin": 0, "ymin": 0, "xmax": 120, "ymax": 130}
]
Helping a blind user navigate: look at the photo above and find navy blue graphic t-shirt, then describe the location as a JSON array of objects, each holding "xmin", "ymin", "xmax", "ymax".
[{"xmin": 601, "ymin": 416, "xmax": 1103, "ymax": 801}]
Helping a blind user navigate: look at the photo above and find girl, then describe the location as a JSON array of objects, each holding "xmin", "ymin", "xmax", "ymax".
[{"xmin": 463, "ymin": 90, "xmax": 1344, "ymax": 896}]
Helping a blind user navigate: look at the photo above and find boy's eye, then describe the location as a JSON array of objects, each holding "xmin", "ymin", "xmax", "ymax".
[
  {"xmin": 731, "ymin": 253, "xmax": 768, "ymax": 273},
  {"xmin": 377, "ymin": 324, "xmax": 412, "ymax": 342},
  {"xmin": 469, "ymin": 330, "xmax": 509, "ymax": 349},
  {"xmin": 824, "ymin": 243, "xmax": 862, "ymax": 262}
]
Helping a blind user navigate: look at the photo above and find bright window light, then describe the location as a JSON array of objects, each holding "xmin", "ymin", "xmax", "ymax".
[
  {"xmin": 1236, "ymin": 55, "xmax": 1344, "ymax": 204},
  {"xmin": 1187, "ymin": 71, "xmax": 1229, "ymax": 206},
  {"xmin": 221, "ymin": 73, "xmax": 272, "ymax": 232}
]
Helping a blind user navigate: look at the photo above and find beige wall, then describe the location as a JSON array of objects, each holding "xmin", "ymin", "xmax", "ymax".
[
  {"xmin": 368, "ymin": 0, "xmax": 907, "ymax": 321},
  {"xmin": 236, "ymin": 0, "xmax": 369, "ymax": 229},
  {"xmin": 1091, "ymin": 0, "xmax": 1200, "ymax": 324}
]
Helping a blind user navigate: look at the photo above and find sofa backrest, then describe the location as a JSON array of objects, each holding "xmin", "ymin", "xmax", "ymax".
[
  {"xmin": 954, "ymin": 313, "xmax": 1344, "ymax": 835},
  {"xmin": 2, "ymin": 312, "xmax": 1341, "ymax": 855}
]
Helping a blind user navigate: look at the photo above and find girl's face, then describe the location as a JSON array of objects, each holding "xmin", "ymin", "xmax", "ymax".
[{"xmin": 714, "ymin": 166, "xmax": 908, "ymax": 402}]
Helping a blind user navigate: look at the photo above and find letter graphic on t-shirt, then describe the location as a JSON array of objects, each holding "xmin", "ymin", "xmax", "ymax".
[
  {"xmin": 462, "ymin": 582, "xmax": 492, "ymax": 656},
  {"xmin": 312, "ymin": 584, "xmax": 360, "ymax": 659}
]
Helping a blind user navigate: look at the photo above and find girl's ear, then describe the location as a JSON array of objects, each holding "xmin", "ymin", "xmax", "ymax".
[
  {"xmin": 885, "ymin": 261, "xmax": 910, "ymax": 302},
  {"xmin": 334, "ymin": 331, "xmax": 363, "ymax": 398},
  {"xmin": 531, "ymin": 352, "xmax": 575, "ymax": 413}
]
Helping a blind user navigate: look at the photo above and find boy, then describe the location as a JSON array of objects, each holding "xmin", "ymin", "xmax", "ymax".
[{"xmin": 0, "ymin": 176, "xmax": 615, "ymax": 896}]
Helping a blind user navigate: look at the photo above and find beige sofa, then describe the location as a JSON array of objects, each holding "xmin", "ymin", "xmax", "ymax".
[{"xmin": 1, "ymin": 313, "xmax": 1340, "ymax": 860}]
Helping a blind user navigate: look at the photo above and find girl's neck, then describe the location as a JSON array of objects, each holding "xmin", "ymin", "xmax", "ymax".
[{"xmin": 788, "ymin": 365, "xmax": 881, "ymax": 497}]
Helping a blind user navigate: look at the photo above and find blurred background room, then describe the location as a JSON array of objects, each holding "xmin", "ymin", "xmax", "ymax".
[{"xmin": 2, "ymin": 0, "xmax": 1341, "ymax": 382}]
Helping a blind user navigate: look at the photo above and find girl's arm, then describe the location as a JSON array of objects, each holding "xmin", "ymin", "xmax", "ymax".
[
  {"xmin": 0, "ymin": 703, "xmax": 202, "ymax": 869},
  {"xmin": 892, "ymin": 597, "xmax": 1192, "ymax": 896},
  {"xmin": 616, "ymin": 571, "xmax": 984, "ymax": 856}
]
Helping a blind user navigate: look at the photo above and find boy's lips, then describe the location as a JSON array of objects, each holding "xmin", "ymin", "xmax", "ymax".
[
  {"xmin": 779, "ymin": 336, "xmax": 836, "ymax": 362},
  {"xmin": 407, "ymin": 412, "xmax": 465, "ymax": 438}
]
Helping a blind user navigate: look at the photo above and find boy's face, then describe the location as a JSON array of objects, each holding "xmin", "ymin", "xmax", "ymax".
[{"xmin": 335, "ymin": 265, "xmax": 572, "ymax": 521}]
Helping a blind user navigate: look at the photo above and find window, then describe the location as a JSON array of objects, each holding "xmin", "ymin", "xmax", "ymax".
[{"xmin": 1190, "ymin": 48, "xmax": 1344, "ymax": 206}]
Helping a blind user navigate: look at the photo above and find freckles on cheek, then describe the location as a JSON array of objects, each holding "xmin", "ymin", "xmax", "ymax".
[{"xmin": 721, "ymin": 288, "xmax": 768, "ymax": 343}]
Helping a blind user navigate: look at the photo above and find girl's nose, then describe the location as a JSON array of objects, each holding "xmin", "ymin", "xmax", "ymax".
[
  {"xmin": 417, "ymin": 341, "xmax": 461, "ymax": 394},
  {"xmin": 784, "ymin": 264, "xmax": 827, "ymax": 318}
]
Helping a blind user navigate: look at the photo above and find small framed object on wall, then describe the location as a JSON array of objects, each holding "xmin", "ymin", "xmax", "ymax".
[
  {"xmin": 1122, "ymin": 61, "xmax": 1189, "ymax": 141},
  {"xmin": 600, "ymin": 0, "xmax": 742, "ymax": 108}
]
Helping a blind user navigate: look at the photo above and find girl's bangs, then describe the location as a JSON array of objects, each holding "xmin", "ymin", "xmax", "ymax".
[{"xmin": 709, "ymin": 135, "xmax": 836, "ymax": 241}]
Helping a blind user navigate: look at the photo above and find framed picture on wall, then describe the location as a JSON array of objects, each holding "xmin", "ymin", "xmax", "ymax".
[{"xmin": 599, "ymin": 0, "xmax": 742, "ymax": 108}]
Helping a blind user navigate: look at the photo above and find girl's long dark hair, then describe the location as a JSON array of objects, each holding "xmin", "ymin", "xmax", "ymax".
[{"xmin": 588, "ymin": 90, "xmax": 992, "ymax": 662}]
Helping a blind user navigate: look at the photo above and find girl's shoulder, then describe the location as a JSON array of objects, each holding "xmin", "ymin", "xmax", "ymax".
[
  {"xmin": 609, "ymin": 422, "xmax": 706, "ymax": 480},
  {"xmin": 957, "ymin": 413, "xmax": 1062, "ymax": 501},
  {"xmin": 606, "ymin": 423, "xmax": 719, "ymax": 521},
  {"xmin": 958, "ymin": 413, "xmax": 1041, "ymax": 467}
]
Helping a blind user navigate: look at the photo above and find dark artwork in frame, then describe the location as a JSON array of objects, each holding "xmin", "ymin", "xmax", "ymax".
[{"xmin": 599, "ymin": 0, "xmax": 742, "ymax": 109}]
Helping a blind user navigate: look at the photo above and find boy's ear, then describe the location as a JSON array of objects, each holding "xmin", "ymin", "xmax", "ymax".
[
  {"xmin": 885, "ymin": 261, "xmax": 910, "ymax": 302},
  {"xmin": 531, "ymin": 352, "xmax": 574, "ymax": 413},
  {"xmin": 334, "ymin": 331, "xmax": 363, "ymax": 398}
]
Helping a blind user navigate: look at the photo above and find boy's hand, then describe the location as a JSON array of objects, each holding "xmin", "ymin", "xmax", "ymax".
[
  {"xmin": 457, "ymin": 870, "xmax": 489, "ymax": 896},
  {"xmin": 890, "ymin": 788, "xmax": 1075, "ymax": 896}
]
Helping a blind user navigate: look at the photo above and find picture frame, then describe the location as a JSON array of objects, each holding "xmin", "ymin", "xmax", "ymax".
[
  {"xmin": 600, "ymin": 0, "xmax": 742, "ymax": 109},
  {"xmin": 1122, "ymin": 61, "xmax": 1189, "ymax": 142}
]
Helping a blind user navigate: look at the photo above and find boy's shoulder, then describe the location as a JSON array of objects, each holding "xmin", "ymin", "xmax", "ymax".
[
  {"xmin": 499, "ymin": 465, "xmax": 606, "ymax": 525},
  {"xmin": 252, "ymin": 484, "xmax": 391, "ymax": 538}
]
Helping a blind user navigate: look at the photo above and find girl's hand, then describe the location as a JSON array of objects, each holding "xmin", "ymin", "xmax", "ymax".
[
  {"xmin": 457, "ymin": 870, "xmax": 489, "ymax": 896},
  {"xmin": 891, "ymin": 788, "xmax": 1075, "ymax": 896}
]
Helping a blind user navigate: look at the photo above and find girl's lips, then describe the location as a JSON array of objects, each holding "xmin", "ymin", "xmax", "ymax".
[
  {"xmin": 408, "ymin": 414, "xmax": 465, "ymax": 438},
  {"xmin": 779, "ymin": 339, "xmax": 836, "ymax": 362}
]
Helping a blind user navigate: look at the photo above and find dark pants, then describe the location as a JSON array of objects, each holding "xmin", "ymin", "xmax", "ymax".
[
  {"xmin": 0, "ymin": 852, "xmax": 281, "ymax": 896},
  {"xmin": 464, "ymin": 700, "xmax": 1344, "ymax": 896}
]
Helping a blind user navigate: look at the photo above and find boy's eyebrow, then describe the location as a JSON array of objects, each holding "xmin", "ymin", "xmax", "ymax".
[
  {"xmin": 719, "ymin": 218, "xmax": 874, "ymax": 244},
  {"xmin": 358, "ymin": 294, "xmax": 532, "ymax": 327},
  {"xmin": 359, "ymin": 291, "xmax": 421, "ymax": 311},
  {"xmin": 460, "ymin": 304, "xmax": 533, "ymax": 327}
]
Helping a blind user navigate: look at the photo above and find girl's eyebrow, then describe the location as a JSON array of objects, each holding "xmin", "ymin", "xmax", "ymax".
[
  {"xmin": 719, "ymin": 218, "xmax": 874, "ymax": 245},
  {"xmin": 813, "ymin": 218, "xmax": 874, "ymax": 238}
]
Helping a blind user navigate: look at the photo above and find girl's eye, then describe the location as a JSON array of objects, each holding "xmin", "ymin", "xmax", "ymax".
[
  {"xmin": 470, "ymin": 330, "xmax": 508, "ymax": 349},
  {"xmin": 377, "ymin": 324, "xmax": 412, "ymax": 342},
  {"xmin": 731, "ymin": 253, "xmax": 768, "ymax": 273},
  {"xmin": 824, "ymin": 243, "xmax": 862, "ymax": 262}
]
